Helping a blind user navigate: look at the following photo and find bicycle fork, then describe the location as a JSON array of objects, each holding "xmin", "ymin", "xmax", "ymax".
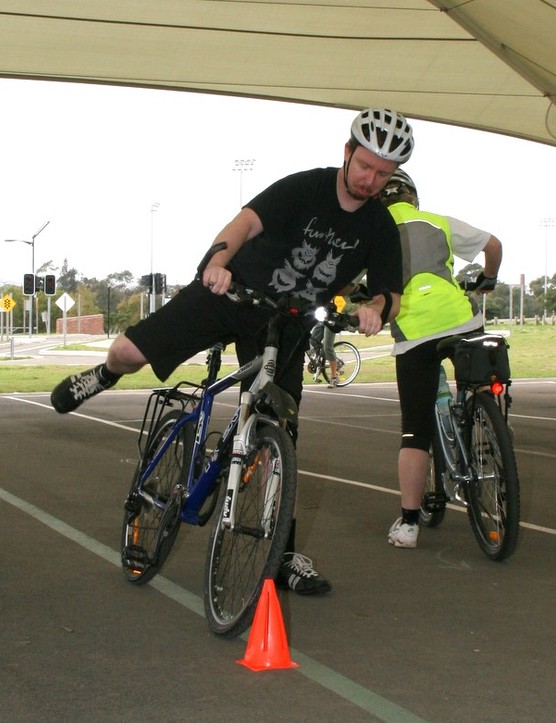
[{"xmin": 219, "ymin": 392, "xmax": 278, "ymax": 535}]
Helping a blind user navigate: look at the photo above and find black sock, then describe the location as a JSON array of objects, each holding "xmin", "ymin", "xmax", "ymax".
[
  {"xmin": 284, "ymin": 518, "xmax": 296, "ymax": 555},
  {"xmin": 98, "ymin": 363, "xmax": 121, "ymax": 384},
  {"xmin": 401, "ymin": 507, "xmax": 420, "ymax": 526}
]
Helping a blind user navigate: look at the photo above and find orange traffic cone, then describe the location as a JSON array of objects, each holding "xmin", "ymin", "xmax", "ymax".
[{"xmin": 237, "ymin": 578, "xmax": 299, "ymax": 671}]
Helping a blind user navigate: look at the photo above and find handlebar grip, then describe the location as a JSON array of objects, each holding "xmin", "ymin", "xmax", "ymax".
[
  {"xmin": 459, "ymin": 279, "xmax": 477, "ymax": 291},
  {"xmin": 195, "ymin": 242, "xmax": 228, "ymax": 279}
]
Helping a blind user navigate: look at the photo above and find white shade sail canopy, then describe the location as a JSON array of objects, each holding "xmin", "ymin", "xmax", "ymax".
[{"xmin": 0, "ymin": 0, "xmax": 555, "ymax": 146}]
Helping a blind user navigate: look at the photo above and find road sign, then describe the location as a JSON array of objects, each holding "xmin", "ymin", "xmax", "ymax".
[
  {"xmin": 55, "ymin": 292, "xmax": 75, "ymax": 311},
  {"xmin": 1, "ymin": 294, "xmax": 16, "ymax": 312}
]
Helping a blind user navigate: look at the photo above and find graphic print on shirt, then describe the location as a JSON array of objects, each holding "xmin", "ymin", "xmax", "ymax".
[
  {"xmin": 291, "ymin": 240, "xmax": 319, "ymax": 270},
  {"xmin": 313, "ymin": 251, "xmax": 341, "ymax": 284},
  {"xmin": 269, "ymin": 216, "xmax": 359, "ymax": 302},
  {"xmin": 269, "ymin": 259, "xmax": 305, "ymax": 292}
]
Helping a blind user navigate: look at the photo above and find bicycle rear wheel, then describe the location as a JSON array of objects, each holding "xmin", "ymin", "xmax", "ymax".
[
  {"xmin": 204, "ymin": 422, "xmax": 297, "ymax": 637},
  {"xmin": 322, "ymin": 341, "xmax": 361, "ymax": 386},
  {"xmin": 420, "ymin": 431, "xmax": 447, "ymax": 528},
  {"xmin": 121, "ymin": 410, "xmax": 193, "ymax": 584},
  {"xmin": 465, "ymin": 392, "xmax": 520, "ymax": 561}
]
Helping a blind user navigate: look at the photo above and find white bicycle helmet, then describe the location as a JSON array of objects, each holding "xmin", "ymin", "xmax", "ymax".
[{"xmin": 351, "ymin": 108, "xmax": 414, "ymax": 164}]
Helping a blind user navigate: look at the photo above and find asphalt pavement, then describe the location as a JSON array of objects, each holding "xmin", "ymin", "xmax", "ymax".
[
  {"xmin": 1, "ymin": 343, "xmax": 556, "ymax": 721},
  {"xmin": 0, "ymin": 370, "xmax": 556, "ymax": 723}
]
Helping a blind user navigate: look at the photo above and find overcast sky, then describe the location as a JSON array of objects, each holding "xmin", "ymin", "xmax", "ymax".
[{"xmin": 1, "ymin": 78, "xmax": 555, "ymax": 291}]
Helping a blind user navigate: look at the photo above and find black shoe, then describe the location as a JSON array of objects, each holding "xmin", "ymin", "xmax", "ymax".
[
  {"xmin": 276, "ymin": 553, "xmax": 332, "ymax": 595},
  {"xmin": 51, "ymin": 365, "xmax": 118, "ymax": 413}
]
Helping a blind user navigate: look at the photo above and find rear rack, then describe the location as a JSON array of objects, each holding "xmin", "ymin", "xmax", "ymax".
[{"xmin": 137, "ymin": 383, "xmax": 200, "ymax": 458}]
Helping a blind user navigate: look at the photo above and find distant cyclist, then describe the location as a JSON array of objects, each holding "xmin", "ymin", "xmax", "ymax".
[
  {"xmin": 52, "ymin": 107, "xmax": 414, "ymax": 593},
  {"xmin": 380, "ymin": 169, "xmax": 502, "ymax": 549},
  {"xmin": 309, "ymin": 295, "xmax": 347, "ymax": 387}
]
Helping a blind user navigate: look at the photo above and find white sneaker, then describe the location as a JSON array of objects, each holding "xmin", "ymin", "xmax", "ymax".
[{"xmin": 388, "ymin": 517, "xmax": 419, "ymax": 548}]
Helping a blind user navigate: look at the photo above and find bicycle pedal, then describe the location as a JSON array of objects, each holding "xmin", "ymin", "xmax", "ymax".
[
  {"xmin": 122, "ymin": 544, "xmax": 150, "ymax": 570},
  {"xmin": 422, "ymin": 492, "xmax": 448, "ymax": 512},
  {"xmin": 124, "ymin": 494, "xmax": 143, "ymax": 514}
]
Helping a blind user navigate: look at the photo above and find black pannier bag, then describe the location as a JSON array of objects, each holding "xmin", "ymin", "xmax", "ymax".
[{"xmin": 454, "ymin": 334, "xmax": 511, "ymax": 384}]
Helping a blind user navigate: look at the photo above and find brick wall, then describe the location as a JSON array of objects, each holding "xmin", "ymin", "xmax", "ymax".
[{"xmin": 55, "ymin": 314, "xmax": 104, "ymax": 334}]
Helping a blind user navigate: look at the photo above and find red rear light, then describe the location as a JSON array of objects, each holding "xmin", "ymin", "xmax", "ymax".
[{"xmin": 490, "ymin": 381, "xmax": 504, "ymax": 396}]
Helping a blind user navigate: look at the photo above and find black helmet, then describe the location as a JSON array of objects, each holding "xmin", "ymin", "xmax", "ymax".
[{"xmin": 380, "ymin": 168, "xmax": 419, "ymax": 206}]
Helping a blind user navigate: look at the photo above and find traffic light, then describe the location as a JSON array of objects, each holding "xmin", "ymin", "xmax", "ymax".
[
  {"xmin": 23, "ymin": 273, "xmax": 35, "ymax": 295},
  {"xmin": 140, "ymin": 274, "xmax": 153, "ymax": 293},
  {"xmin": 154, "ymin": 273, "xmax": 166, "ymax": 295},
  {"xmin": 44, "ymin": 274, "xmax": 56, "ymax": 295}
]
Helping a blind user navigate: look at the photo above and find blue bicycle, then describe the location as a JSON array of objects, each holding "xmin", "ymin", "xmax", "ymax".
[{"xmin": 120, "ymin": 244, "xmax": 355, "ymax": 636}]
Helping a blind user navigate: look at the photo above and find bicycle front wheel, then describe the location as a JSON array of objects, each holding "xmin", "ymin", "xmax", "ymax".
[
  {"xmin": 121, "ymin": 410, "xmax": 193, "ymax": 584},
  {"xmin": 322, "ymin": 341, "xmax": 361, "ymax": 386},
  {"xmin": 204, "ymin": 423, "xmax": 297, "ymax": 637},
  {"xmin": 465, "ymin": 392, "xmax": 520, "ymax": 561}
]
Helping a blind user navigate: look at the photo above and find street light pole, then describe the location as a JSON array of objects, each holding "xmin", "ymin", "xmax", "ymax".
[
  {"xmin": 4, "ymin": 220, "xmax": 50, "ymax": 338},
  {"xmin": 150, "ymin": 202, "xmax": 159, "ymax": 314},
  {"xmin": 232, "ymin": 159, "xmax": 256, "ymax": 207},
  {"xmin": 540, "ymin": 218, "xmax": 554, "ymax": 323}
]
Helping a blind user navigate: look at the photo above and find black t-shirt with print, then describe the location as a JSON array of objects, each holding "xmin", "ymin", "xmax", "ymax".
[{"xmin": 228, "ymin": 167, "xmax": 402, "ymax": 305}]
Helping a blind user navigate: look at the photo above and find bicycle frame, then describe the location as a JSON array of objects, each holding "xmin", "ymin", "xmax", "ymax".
[
  {"xmin": 136, "ymin": 351, "xmax": 271, "ymax": 525},
  {"xmin": 435, "ymin": 371, "xmax": 513, "ymax": 503},
  {"xmin": 135, "ymin": 297, "xmax": 303, "ymax": 530}
]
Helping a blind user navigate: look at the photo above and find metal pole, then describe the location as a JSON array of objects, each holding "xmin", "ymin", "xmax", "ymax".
[
  {"xmin": 540, "ymin": 218, "xmax": 554, "ymax": 324},
  {"xmin": 233, "ymin": 159, "xmax": 256, "ymax": 208},
  {"xmin": 520, "ymin": 274, "xmax": 525, "ymax": 330},
  {"xmin": 29, "ymin": 221, "xmax": 50, "ymax": 338},
  {"xmin": 150, "ymin": 202, "xmax": 159, "ymax": 314},
  {"xmin": 509, "ymin": 285, "xmax": 513, "ymax": 334},
  {"xmin": 107, "ymin": 285, "xmax": 111, "ymax": 338},
  {"xmin": 29, "ymin": 237, "xmax": 34, "ymax": 339}
]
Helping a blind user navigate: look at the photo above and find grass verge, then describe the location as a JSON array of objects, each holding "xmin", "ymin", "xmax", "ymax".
[{"xmin": 1, "ymin": 324, "xmax": 554, "ymax": 394}]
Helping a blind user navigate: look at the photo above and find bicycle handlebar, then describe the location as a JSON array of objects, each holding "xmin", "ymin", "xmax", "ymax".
[
  {"xmin": 196, "ymin": 242, "xmax": 359, "ymax": 328},
  {"xmin": 459, "ymin": 279, "xmax": 478, "ymax": 291}
]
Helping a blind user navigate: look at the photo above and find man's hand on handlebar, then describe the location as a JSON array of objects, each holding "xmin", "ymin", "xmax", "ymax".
[
  {"xmin": 353, "ymin": 304, "xmax": 383, "ymax": 336},
  {"xmin": 203, "ymin": 265, "xmax": 233, "ymax": 295}
]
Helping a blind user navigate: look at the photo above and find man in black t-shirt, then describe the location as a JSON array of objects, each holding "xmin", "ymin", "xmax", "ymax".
[{"xmin": 52, "ymin": 107, "xmax": 415, "ymax": 594}]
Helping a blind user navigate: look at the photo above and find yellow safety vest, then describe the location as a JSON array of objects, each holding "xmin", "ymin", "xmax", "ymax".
[{"xmin": 388, "ymin": 202, "xmax": 474, "ymax": 342}]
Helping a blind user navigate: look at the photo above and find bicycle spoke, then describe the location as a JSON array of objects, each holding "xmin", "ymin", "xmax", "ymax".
[
  {"xmin": 204, "ymin": 424, "xmax": 296, "ymax": 637},
  {"xmin": 121, "ymin": 410, "xmax": 193, "ymax": 584},
  {"xmin": 465, "ymin": 393, "xmax": 520, "ymax": 561}
]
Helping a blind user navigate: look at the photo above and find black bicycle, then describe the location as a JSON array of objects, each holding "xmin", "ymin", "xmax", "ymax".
[
  {"xmin": 420, "ymin": 325, "xmax": 520, "ymax": 561},
  {"xmin": 305, "ymin": 324, "xmax": 361, "ymax": 386},
  {"xmin": 120, "ymin": 243, "xmax": 357, "ymax": 636}
]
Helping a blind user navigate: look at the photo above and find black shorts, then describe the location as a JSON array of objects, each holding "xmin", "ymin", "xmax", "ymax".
[
  {"xmin": 395, "ymin": 328, "xmax": 483, "ymax": 451},
  {"xmin": 124, "ymin": 279, "xmax": 309, "ymax": 406}
]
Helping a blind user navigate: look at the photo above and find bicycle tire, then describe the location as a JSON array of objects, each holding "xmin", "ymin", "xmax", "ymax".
[
  {"xmin": 322, "ymin": 341, "xmax": 361, "ymax": 386},
  {"xmin": 420, "ymin": 431, "xmax": 447, "ymax": 528},
  {"xmin": 204, "ymin": 422, "xmax": 297, "ymax": 637},
  {"xmin": 121, "ymin": 410, "xmax": 193, "ymax": 584},
  {"xmin": 464, "ymin": 392, "xmax": 520, "ymax": 561}
]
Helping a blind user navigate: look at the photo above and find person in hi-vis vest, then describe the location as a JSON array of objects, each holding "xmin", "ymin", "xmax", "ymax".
[{"xmin": 381, "ymin": 169, "xmax": 502, "ymax": 549}]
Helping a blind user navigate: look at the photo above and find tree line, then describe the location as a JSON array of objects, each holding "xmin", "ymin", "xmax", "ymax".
[{"xmin": 2, "ymin": 258, "xmax": 555, "ymax": 335}]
